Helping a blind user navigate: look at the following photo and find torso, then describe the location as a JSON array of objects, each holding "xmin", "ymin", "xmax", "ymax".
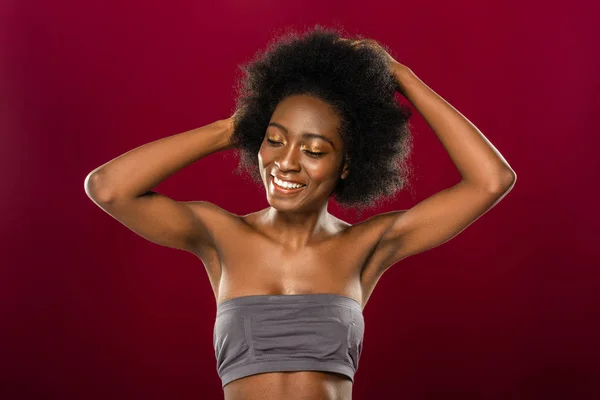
[{"xmin": 193, "ymin": 205, "xmax": 397, "ymax": 400}]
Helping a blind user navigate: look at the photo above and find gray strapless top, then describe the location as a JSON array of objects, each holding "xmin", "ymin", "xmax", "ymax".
[{"xmin": 213, "ymin": 293, "xmax": 365, "ymax": 388}]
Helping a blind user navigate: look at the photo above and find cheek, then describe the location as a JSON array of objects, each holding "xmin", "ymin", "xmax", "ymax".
[
  {"xmin": 305, "ymin": 162, "xmax": 341, "ymax": 184},
  {"xmin": 258, "ymin": 141, "xmax": 273, "ymax": 160}
]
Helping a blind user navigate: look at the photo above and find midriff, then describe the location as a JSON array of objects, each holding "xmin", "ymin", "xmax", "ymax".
[{"xmin": 223, "ymin": 370, "xmax": 353, "ymax": 400}]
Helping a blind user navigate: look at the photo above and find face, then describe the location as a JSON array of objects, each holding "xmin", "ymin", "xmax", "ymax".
[{"xmin": 258, "ymin": 94, "xmax": 349, "ymax": 212}]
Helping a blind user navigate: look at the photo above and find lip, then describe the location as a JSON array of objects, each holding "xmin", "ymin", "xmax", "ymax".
[{"xmin": 270, "ymin": 175, "xmax": 306, "ymax": 195}]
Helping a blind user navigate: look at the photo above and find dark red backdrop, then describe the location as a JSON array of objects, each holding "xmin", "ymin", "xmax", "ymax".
[{"xmin": 2, "ymin": 0, "xmax": 599, "ymax": 399}]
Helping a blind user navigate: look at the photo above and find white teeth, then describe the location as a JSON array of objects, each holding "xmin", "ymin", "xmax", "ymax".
[{"xmin": 273, "ymin": 176, "xmax": 304, "ymax": 189}]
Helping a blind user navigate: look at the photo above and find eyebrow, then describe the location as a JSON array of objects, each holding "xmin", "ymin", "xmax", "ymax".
[{"xmin": 268, "ymin": 122, "xmax": 335, "ymax": 149}]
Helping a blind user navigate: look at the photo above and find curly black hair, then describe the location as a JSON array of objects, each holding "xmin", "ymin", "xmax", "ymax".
[{"xmin": 231, "ymin": 24, "xmax": 414, "ymax": 211}]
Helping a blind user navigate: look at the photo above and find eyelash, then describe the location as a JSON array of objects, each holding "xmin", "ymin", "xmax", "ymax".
[{"xmin": 266, "ymin": 138, "xmax": 325, "ymax": 157}]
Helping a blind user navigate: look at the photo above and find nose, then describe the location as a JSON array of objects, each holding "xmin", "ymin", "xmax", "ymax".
[{"xmin": 274, "ymin": 144, "xmax": 301, "ymax": 172}]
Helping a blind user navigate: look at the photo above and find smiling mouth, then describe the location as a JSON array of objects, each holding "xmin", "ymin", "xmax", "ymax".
[{"xmin": 270, "ymin": 176, "xmax": 307, "ymax": 194}]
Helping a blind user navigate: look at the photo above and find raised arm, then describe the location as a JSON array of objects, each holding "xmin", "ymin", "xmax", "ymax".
[
  {"xmin": 354, "ymin": 40, "xmax": 516, "ymax": 274},
  {"xmin": 84, "ymin": 116, "xmax": 236, "ymax": 256}
]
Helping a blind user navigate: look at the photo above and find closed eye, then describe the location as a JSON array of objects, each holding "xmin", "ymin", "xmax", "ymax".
[{"xmin": 267, "ymin": 139, "xmax": 325, "ymax": 157}]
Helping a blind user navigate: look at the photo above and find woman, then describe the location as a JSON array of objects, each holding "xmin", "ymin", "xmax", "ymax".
[{"xmin": 84, "ymin": 26, "xmax": 516, "ymax": 400}]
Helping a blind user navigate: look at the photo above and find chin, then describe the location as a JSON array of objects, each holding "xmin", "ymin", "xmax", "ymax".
[{"xmin": 265, "ymin": 195, "xmax": 301, "ymax": 211}]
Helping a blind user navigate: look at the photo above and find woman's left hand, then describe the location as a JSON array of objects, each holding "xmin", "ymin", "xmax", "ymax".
[{"xmin": 338, "ymin": 38, "xmax": 410, "ymax": 75}]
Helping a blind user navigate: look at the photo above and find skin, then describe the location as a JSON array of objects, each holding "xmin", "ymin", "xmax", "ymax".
[
  {"xmin": 215, "ymin": 94, "xmax": 391, "ymax": 398},
  {"xmin": 85, "ymin": 39, "xmax": 516, "ymax": 400},
  {"xmin": 202, "ymin": 90, "xmax": 511, "ymax": 398},
  {"xmin": 256, "ymin": 94, "xmax": 349, "ymax": 247}
]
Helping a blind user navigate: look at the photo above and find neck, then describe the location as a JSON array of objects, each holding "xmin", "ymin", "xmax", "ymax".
[{"xmin": 261, "ymin": 203, "xmax": 334, "ymax": 249}]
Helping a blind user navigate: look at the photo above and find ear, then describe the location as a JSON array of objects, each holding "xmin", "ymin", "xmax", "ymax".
[{"xmin": 340, "ymin": 156, "xmax": 350, "ymax": 180}]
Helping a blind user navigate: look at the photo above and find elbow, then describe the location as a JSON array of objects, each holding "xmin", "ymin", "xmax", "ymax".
[
  {"xmin": 84, "ymin": 171, "xmax": 116, "ymax": 203},
  {"xmin": 502, "ymin": 168, "xmax": 517, "ymax": 185},
  {"xmin": 491, "ymin": 169, "xmax": 517, "ymax": 193}
]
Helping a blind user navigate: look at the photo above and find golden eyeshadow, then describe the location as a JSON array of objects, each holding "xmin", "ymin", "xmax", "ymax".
[
  {"xmin": 302, "ymin": 146, "xmax": 323, "ymax": 152},
  {"xmin": 266, "ymin": 135, "xmax": 325, "ymax": 152}
]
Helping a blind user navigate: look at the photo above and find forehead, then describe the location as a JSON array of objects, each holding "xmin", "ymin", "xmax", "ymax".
[{"xmin": 270, "ymin": 95, "xmax": 342, "ymax": 141}]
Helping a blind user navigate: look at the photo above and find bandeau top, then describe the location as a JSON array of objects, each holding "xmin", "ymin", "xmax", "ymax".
[{"xmin": 213, "ymin": 293, "xmax": 365, "ymax": 388}]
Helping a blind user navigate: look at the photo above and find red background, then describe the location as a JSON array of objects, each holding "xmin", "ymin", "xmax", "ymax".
[{"xmin": 2, "ymin": 0, "xmax": 599, "ymax": 399}]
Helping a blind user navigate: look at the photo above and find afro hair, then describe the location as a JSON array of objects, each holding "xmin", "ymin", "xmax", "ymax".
[{"xmin": 231, "ymin": 24, "xmax": 414, "ymax": 211}]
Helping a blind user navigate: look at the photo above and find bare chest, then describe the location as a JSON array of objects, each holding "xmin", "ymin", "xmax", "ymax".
[{"xmin": 203, "ymin": 223, "xmax": 381, "ymax": 307}]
